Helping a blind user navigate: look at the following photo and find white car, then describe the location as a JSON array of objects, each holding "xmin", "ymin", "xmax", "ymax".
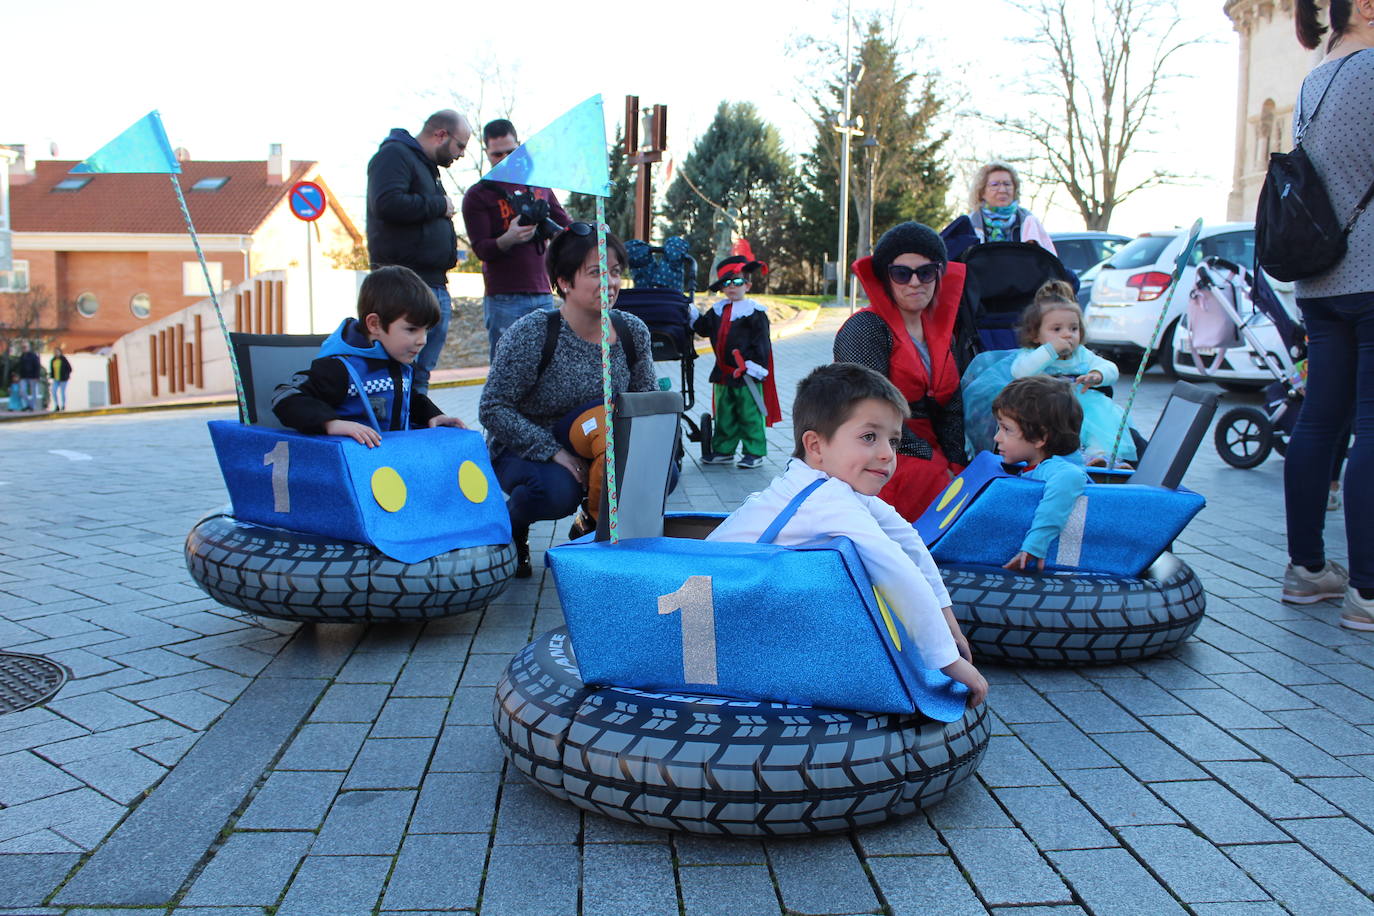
[
  {"xmin": 1085, "ymin": 223, "xmax": 1261, "ymax": 371},
  {"xmin": 1170, "ymin": 272, "xmax": 1299, "ymax": 390}
]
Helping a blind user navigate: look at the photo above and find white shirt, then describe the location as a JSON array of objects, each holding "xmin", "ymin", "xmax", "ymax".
[{"xmin": 707, "ymin": 459, "xmax": 959, "ymax": 670}]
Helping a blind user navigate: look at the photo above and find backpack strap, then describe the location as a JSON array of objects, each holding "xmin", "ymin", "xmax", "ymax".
[
  {"xmin": 1297, "ymin": 49, "xmax": 1364, "ymax": 142},
  {"xmin": 534, "ymin": 309, "xmax": 640, "ymax": 386},
  {"xmin": 756, "ymin": 478, "xmax": 826, "ymax": 545}
]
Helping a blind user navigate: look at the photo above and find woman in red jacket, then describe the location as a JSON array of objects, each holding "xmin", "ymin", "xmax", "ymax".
[{"xmin": 833, "ymin": 222, "xmax": 968, "ymax": 520}]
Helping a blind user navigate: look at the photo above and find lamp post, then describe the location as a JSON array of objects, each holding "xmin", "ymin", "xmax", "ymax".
[
  {"xmin": 853, "ymin": 133, "xmax": 879, "ymax": 311},
  {"xmin": 834, "ymin": 1, "xmax": 860, "ymax": 306}
]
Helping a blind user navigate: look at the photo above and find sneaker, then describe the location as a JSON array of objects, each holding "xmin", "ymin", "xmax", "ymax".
[
  {"xmin": 1328, "ymin": 488, "xmax": 1343, "ymax": 511},
  {"xmin": 736, "ymin": 454, "xmax": 764, "ymax": 470},
  {"xmin": 513, "ymin": 538, "xmax": 532, "ymax": 579},
  {"xmin": 1282, "ymin": 560, "xmax": 1348, "ymax": 604},
  {"xmin": 701, "ymin": 452, "xmax": 734, "ymax": 465},
  {"xmin": 1341, "ymin": 588, "xmax": 1374, "ymax": 631}
]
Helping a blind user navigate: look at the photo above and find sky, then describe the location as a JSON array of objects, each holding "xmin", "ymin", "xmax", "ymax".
[{"xmin": 4, "ymin": 0, "xmax": 1245, "ymax": 239}]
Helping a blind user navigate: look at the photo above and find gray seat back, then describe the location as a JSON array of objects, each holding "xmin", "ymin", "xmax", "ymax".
[
  {"xmin": 1128, "ymin": 381, "xmax": 1219, "ymax": 489},
  {"xmin": 229, "ymin": 332, "xmax": 327, "ymax": 427},
  {"xmin": 596, "ymin": 390, "xmax": 684, "ymax": 541}
]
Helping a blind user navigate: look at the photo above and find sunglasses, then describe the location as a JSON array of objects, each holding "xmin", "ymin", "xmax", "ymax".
[
  {"xmin": 887, "ymin": 263, "xmax": 942, "ymax": 286},
  {"xmin": 568, "ymin": 221, "xmax": 596, "ymax": 236},
  {"xmin": 720, "ymin": 277, "xmax": 748, "ymax": 287}
]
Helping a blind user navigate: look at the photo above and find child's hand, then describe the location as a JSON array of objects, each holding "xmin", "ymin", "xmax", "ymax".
[
  {"xmin": 941, "ymin": 657, "xmax": 988, "ymax": 707},
  {"xmin": 1075, "ymin": 370, "xmax": 1103, "ymax": 392},
  {"xmin": 429, "ymin": 414, "xmax": 468, "ymax": 430},
  {"xmin": 1003, "ymin": 551, "xmax": 1045, "ymax": 573},
  {"xmin": 1052, "ymin": 339, "xmax": 1075, "ymax": 359},
  {"xmin": 325, "ymin": 419, "xmax": 381, "ymax": 448},
  {"xmin": 942, "ymin": 606, "xmax": 972, "ymax": 662}
]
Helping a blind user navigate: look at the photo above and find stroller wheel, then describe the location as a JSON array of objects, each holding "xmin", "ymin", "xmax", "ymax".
[
  {"xmin": 1215, "ymin": 406, "xmax": 1273, "ymax": 469},
  {"xmin": 699, "ymin": 412, "xmax": 714, "ymax": 461}
]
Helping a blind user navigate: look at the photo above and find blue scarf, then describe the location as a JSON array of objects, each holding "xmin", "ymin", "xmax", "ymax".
[{"xmin": 980, "ymin": 203, "xmax": 1019, "ymax": 242}]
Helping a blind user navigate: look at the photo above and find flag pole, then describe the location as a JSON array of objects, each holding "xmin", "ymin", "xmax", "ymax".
[
  {"xmin": 168, "ymin": 174, "xmax": 247, "ymax": 417},
  {"xmin": 596, "ymin": 197, "xmax": 619, "ymax": 543}
]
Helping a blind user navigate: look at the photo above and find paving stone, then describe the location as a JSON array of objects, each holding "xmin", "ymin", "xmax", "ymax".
[
  {"xmin": 370, "ymin": 697, "xmax": 448, "ymax": 738},
  {"xmin": 390, "ymin": 661, "xmax": 465, "ymax": 700},
  {"xmin": 45, "ymin": 691, "xmax": 157, "ymax": 732},
  {"xmin": 0, "ymin": 788, "xmax": 124, "ymax": 845},
  {"xmin": 444, "ymin": 686, "xmax": 492, "ymax": 726},
  {"xmin": 680, "ymin": 864, "xmax": 778, "ymax": 916},
  {"xmin": 1042, "ymin": 689, "xmax": 1141, "ymax": 733},
  {"xmin": 408, "ymin": 771, "xmax": 500, "ymax": 833},
  {"xmin": 236, "ymin": 771, "xmax": 343, "ymax": 830},
  {"xmin": 985, "ymin": 684, "xmax": 1064, "ymax": 723},
  {"xmin": 493, "ymin": 778, "xmax": 581, "ymax": 845},
  {"xmin": 61, "ymin": 748, "xmax": 167, "ymax": 805},
  {"xmin": 1225, "ymin": 842, "xmax": 1374, "ymax": 916},
  {"xmin": 1237, "ymin": 652, "xmax": 1334, "ymax": 686},
  {"xmin": 1204, "ymin": 760, "xmax": 1339, "ymax": 819},
  {"xmin": 1292, "ymin": 683, "xmax": 1374, "ymax": 727},
  {"xmin": 429, "ymin": 723, "xmax": 505, "ymax": 772},
  {"xmin": 944, "ymin": 826, "xmax": 1070, "ymax": 904},
  {"xmin": 138, "ymin": 733, "xmax": 199, "ymax": 767},
  {"xmin": 1059, "ymin": 768, "xmax": 1181, "ymax": 826},
  {"xmin": 1208, "ymin": 672, "xmax": 1315, "ymax": 711},
  {"xmin": 0, "ymin": 828, "xmax": 85, "ymax": 853},
  {"xmin": 309, "ymin": 682, "xmax": 390, "ymax": 722},
  {"xmin": 1302, "ymin": 776, "xmax": 1374, "ymax": 829},
  {"xmin": 136, "ymin": 690, "xmax": 229, "ymax": 731},
  {"xmin": 481, "ymin": 843, "xmax": 579, "ymax": 916},
  {"xmin": 1092, "ymin": 730, "xmax": 1207, "ymax": 782},
  {"xmin": 0, "ymin": 751, "xmax": 83, "ymax": 805},
  {"xmin": 457, "ymin": 651, "xmax": 510, "ymax": 687},
  {"xmin": 854, "ymin": 811, "xmax": 944, "ymax": 856},
  {"xmin": 0, "ymin": 853, "xmax": 82, "ymax": 907},
  {"xmin": 990, "ymin": 908, "xmax": 1088, "ymax": 916},
  {"xmin": 768, "ymin": 834, "xmax": 879, "ymax": 915},
  {"xmin": 674, "ymin": 835, "xmax": 767, "ymax": 865},
  {"xmin": 378, "ymin": 833, "xmax": 487, "ymax": 911},
  {"xmin": 927, "ymin": 777, "xmax": 1013, "ymax": 829},
  {"xmin": 1189, "ymin": 905, "xmax": 1290, "ymax": 916},
  {"xmin": 36, "ymin": 718, "xmax": 190, "ymax": 765},
  {"xmin": 181, "ymin": 831, "xmax": 313, "ymax": 906},
  {"xmin": 976, "ymin": 735, "xmax": 1059, "ymax": 788},
  {"xmin": 313, "ymin": 789, "xmax": 414, "ymax": 855},
  {"xmin": 0, "ymin": 718, "xmax": 89, "ymax": 756},
  {"xmin": 993, "ymin": 786, "xmax": 1116, "ymax": 850},
  {"xmin": 276, "ymin": 854, "xmax": 390, "ymax": 916},
  {"xmin": 114, "ymin": 647, "xmax": 208, "ymax": 677},
  {"xmin": 275, "ymin": 723, "xmax": 369, "ymax": 771},
  {"xmin": 112, "ymin": 668, "xmax": 244, "ymax": 702},
  {"xmin": 1142, "ymin": 714, "xmax": 1259, "ymax": 761},
  {"xmin": 1148, "ymin": 779, "xmax": 1287, "ymax": 844},
  {"xmin": 1013, "ymin": 721, "xmax": 1117, "ymax": 769},
  {"xmin": 336, "ymin": 651, "xmax": 407, "ymax": 683},
  {"xmin": 583, "ymin": 842, "xmax": 678, "ymax": 916},
  {"xmin": 1281, "ymin": 816, "xmax": 1374, "ymax": 894},
  {"xmin": 1049, "ymin": 847, "xmax": 1189, "ymax": 916},
  {"xmin": 1232, "ymin": 727, "xmax": 1357, "ymax": 777},
  {"xmin": 1173, "ymin": 688, "xmax": 1282, "ymax": 729},
  {"xmin": 868, "ymin": 855, "xmax": 986, "ymax": 916},
  {"xmin": 583, "ymin": 812, "xmax": 670, "ymax": 845},
  {"xmin": 1119, "ymin": 825, "xmax": 1266, "ymax": 903}
]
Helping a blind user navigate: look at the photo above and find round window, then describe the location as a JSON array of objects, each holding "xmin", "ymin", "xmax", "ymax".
[
  {"xmin": 75, "ymin": 292, "xmax": 99, "ymax": 318},
  {"xmin": 130, "ymin": 293, "xmax": 151, "ymax": 319}
]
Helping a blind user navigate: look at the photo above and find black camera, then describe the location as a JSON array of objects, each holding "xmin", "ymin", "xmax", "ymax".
[{"xmin": 506, "ymin": 187, "xmax": 562, "ymax": 243}]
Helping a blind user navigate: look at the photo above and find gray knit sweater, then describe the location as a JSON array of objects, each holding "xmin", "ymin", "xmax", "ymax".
[
  {"xmin": 479, "ymin": 308, "xmax": 656, "ymax": 461},
  {"xmin": 1293, "ymin": 49, "xmax": 1374, "ymax": 299}
]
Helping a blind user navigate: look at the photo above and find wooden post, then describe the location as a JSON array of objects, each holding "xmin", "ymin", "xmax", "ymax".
[
  {"xmin": 149, "ymin": 338, "xmax": 158, "ymax": 398},
  {"xmin": 194, "ymin": 314, "xmax": 203, "ymax": 388},
  {"xmin": 175, "ymin": 323, "xmax": 186, "ymax": 392},
  {"xmin": 108, "ymin": 353, "xmax": 120, "ymax": 405},
  {"xmin": 625, "ymin": 95, "xmax": 667, "ymax": 242}
]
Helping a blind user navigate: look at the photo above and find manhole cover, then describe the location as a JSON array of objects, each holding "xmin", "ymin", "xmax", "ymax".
[{"xmin": 0, "ymin": 652, "xmax": 70, "ymax": 715}]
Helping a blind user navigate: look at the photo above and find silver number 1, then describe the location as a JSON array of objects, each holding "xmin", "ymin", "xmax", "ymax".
[
  {"xmin": 657, "ymin": 575, "xmax": 718, "ymax": 684},
  {"xmin": 263, "ymin": 441, "xmax": 290, "ymax": 513}
]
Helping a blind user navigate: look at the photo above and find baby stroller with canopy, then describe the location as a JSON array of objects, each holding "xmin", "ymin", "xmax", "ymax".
[
  {"xmin": 1193, "ymin": 259, "xmax": 1310, "ymax": 468},
  {"xmin": 949, "ymin": 240, "xmax": 1079, "ymax": 371},
  {"xmin": 612, "ymin": 237, "xmax": 712, "ymax": 458}
]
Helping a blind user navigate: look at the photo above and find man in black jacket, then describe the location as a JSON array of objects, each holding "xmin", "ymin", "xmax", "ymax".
[
  {"xmin": 366, "ymin": 109, "xmax": 472, "ymax": 394},
  {"xmin": 17, "ymin": 341, "xmax": 42, "ymax": 412}
]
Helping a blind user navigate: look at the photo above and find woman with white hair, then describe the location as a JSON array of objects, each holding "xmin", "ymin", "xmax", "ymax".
[{"xmin": 966, "ymin": 161, "xmax": 1057, "ymax": 253}]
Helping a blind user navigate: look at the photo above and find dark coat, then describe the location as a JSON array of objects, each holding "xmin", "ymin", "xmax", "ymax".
[{"xmin": 365, "ymin": 130, "xmax": 457, "ymax": 286}]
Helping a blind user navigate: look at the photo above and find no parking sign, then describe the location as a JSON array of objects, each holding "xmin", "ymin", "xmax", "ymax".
[{"xmin": 289, "ymin": 180, "xmax": 326, "ymax": 221}]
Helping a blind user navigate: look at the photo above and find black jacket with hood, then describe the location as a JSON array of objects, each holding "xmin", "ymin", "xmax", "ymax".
[{"xmin": 365, "ymin": 130, "xmax": 458, "ymax": 286}]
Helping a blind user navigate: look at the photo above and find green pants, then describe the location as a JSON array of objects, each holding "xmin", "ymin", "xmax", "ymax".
[{"xmin": 712, "ymin": 383, "xmax": 766, "ymax": 457}]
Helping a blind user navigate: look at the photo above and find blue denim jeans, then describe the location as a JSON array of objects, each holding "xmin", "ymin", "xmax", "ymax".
[
  {"xmin": 485, "ymin": 293, "xmax": 555, "ymax": 360},
  {"xmin": 491, "ymin": 450, "xmax": 583, "ymax": 539},
  {"xmin": 1285, "ymin": 291, "xmax": 1374, "ymax": 588},
  {"xmin": 412, "ymin": 285, "xmax": 452, "ymax": 395},
  {"xmin": 51, "ymin": 380, "xmax": 68, "ymax": 410}
]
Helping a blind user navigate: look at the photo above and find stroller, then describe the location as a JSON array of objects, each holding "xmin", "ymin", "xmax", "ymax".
[
  {"xmin": 612, "ymin": 238, "xmax": 713, "ymax": 459},
  {"xmin": 1192, "ymin": 258, "xmax": 1309, "ymax": 469}
]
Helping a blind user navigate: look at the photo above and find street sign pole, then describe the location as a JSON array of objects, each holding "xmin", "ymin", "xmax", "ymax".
[
  {"xmin": 288, "ymin": 180, "xmax": 327, "ymax": 335},
  {"xmin": 306, "ymin": 221, "xmax": 315, "ymax": 334}
]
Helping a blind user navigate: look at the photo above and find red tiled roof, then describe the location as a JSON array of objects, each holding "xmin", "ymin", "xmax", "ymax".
[{"xmin": 10, "ymin": 159, "xmax": 326, "ymax": 234}]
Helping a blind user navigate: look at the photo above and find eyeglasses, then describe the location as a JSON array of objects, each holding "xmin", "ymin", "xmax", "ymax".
[
  {"xmin": 887, "ymin": 263, "xmax": 942, "ymax": 286},
  {"xmin": 986, "ymin": 180, "xmax": 1014, "ymax": 190},
  {"xmin": 720, "ymin": 277, "xmax": 747, "ymax": 287}
]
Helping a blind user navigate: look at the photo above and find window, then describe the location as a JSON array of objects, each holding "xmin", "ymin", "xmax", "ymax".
[
  {"xmin": 0, "ymin": 260, "xmax": 29, "ymax": 292},
  {"xmin": 1196, "ymin": 231, "xmax": 1256, "ymax": 268},
  {"xmin": 130, "ymin": 293, "xmax": 151, "ymax": 318},
  {"xmin": 75, "ymin": 292, "xmax": 99, "ymax": 317},
  {"xmin": 1110, "ymin": 235, "xmax": 1176, "ymax": 270},
  {"xmin": 190, "ymin": 177, "xmax": 229, "ymax": 191},
  {"xmin": 52, "ymin": 177, "xmax": 92, "ymax": 192},
  {"xmin": 183, "ymin": 261, "xmax": 223, "ymax": 296}
]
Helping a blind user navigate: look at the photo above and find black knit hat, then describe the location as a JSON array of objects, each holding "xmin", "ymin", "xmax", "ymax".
[{"xmin": 871, "ymin": 222, "xmax": 947, "ymax": 280}]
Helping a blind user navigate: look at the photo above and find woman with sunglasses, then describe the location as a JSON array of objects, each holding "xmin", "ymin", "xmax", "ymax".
[
  {"xmin": 478, "ymin": 222, "xmax": 656, "ymax": 576},
  {"xmin": 964, "ymin": 161, "xmax": 1056, "ymax": 252},
  {"xmin": 833, "ymin": 222, "xmax": 969, "ymax": 521}
]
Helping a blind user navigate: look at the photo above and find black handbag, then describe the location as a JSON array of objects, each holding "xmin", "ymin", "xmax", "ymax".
[{"xmin": 1256, "ymin": 50, "xmax": 1374, "ymax": 282}]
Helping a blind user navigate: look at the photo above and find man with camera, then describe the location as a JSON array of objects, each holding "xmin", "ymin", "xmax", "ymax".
[
  {"xmin": 366, "ymin": 109, "xmax": 472, "ymax": 395},
  {"xmin": 461, "ymin": 119, "xmax": 571, "ymax": 359}
]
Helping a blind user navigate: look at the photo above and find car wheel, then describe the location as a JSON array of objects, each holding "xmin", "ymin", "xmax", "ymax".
[
  {"xmin": 1156, "ymin": 319, "xmax": 1180, "ymax": 378},
  {"xmin": 1214, "ymin": 406, "xmax": 1273, "ymax": 469}
]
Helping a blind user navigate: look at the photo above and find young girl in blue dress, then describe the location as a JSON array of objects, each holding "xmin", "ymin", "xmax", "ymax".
[{"xmin": 964, "ymin": 280, "xmax": 1136, "ymax": 466}]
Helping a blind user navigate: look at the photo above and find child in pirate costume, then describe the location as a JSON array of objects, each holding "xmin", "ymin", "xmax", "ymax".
[{"xmin": 692, "ymin": 255, "xmax": 781, "ymax": 469}]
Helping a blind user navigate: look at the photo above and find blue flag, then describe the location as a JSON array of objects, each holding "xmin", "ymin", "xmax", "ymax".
[
  {"xmin": 482, "ymin": 95, "xmax": 610, "ymax": 197},
  {"xmin": 71, "ymin": 111, "xmax": 180, "ymax": 174}
]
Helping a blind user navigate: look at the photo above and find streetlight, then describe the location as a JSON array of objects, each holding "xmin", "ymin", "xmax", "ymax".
[
  {"xmin": 852, "ymin": 133, "xmax": 879, "ymax": 311},
  {"xmin": 834, "ymin": 1, "xmax": 862, "ymax": 307}
]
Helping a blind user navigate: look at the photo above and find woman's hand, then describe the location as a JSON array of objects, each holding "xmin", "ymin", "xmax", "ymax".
[
  {"xmin": 1075, "ymin": 370, "xmax": 1103, "ymax": 392},
  {"xmin": 429, "ymin": 414, "xmax": 468, "ymax": 429},
  {"xmin": 325, "ymin": 419, "xmax": 381, "ymax": 448},
  {"xmin": 552, "ymin": 448, "xmax": 588, "ymax": 486},
  {"xmin": 1003, "ymin": 551, "xmax": 1045, "ymax": 573}
]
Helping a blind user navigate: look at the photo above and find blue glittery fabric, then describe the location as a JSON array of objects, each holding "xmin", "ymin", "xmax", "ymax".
[
  {"xmin": 208, "ymin": 421, "xmax": 511, "ymax": 563},
  {"xmin": 546, "ymin": 533, "xmax": 970, "ymax": 721}
]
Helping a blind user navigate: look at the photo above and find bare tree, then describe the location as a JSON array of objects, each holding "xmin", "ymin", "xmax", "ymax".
[
  {"xmin": 1, "ymin": 285, "xmax": 73, "ymax": 381},
  {"xmin": 986, "ymin": 0, "xmax": 1198, "ymax": 230}
]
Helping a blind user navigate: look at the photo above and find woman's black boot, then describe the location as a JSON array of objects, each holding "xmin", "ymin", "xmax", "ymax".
[{"xmin": 514, "ymin": 531, "xmax": 532, "ymax": 579}]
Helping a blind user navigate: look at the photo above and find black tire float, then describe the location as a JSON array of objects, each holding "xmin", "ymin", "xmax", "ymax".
[
  {"xmin": 185, "ymin": 511, "xmax": 516, "ymax": 622},
  {"xmin": 494, "ymin": 628, "xmax": 990, "ymax": 836},
  {"xmin": 943, "ymin": 552, "xmax": 1204, "ymax": 666}
]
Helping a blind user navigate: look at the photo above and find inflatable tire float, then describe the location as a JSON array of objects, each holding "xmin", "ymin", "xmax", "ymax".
[
  {"xmin": 185, "ymin": 512, "xmax": 516, "ymax": 622},
  {"xmin": 943, "ymin": 552, "xmax": 1204, "ymax": 666},
  {"xmin": 494, "ymin": 628, "xmax": 990, "ymax": 836}
]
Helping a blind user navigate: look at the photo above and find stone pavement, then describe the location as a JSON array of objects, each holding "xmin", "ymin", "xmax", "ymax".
[{"xmin": 1, "ymin": 309, "xmax": 1371, "ymax": 915}]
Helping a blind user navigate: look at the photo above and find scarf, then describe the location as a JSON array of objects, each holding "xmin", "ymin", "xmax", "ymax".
[{"xmin": 980, "ymin": 203, "xmax": 1020, "ymax": 242}]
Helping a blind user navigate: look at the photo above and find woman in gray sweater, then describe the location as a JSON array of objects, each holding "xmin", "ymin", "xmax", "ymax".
[
  {"xmin": 1281, "ymin": 0, "xmax": 1374, "ymax": 630},
  {"xmin": 478, "ymin": 224, "xmax": 655, "ymax": 576}
]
